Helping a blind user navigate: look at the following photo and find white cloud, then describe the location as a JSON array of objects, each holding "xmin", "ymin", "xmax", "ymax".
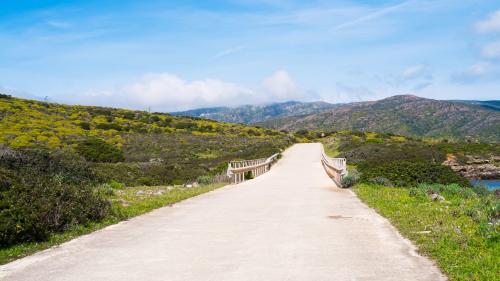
[
  {"xmin": 402, "ymin": 64, "xmax": 432, "ymax": 79},
  {"xmin": 451, "ymin": 62, "xmax": 500, "ymax": 83},
  {"xmin": 331, "ymin": 0, "xmax": 412, "ymax": 31},
  {"xmin": 481, "ymin": 41, "xmax": 500, "ymax": 58},
  {"xmin": 261, "ymin": 70, "xmax": 305, "ymax": 100},
  {"xmin": 76, "ymin": 71, "xmax": 310, "ymax": 111},
  {"xmin": 120, "ymin": 73, "xmax": 254, "ymax": 111},
  {"xmin": 213, "ymin": 46, "xmax": 245, "ymax": 59},
  {"xmin": 475, "ymin": 10, "xmax": 500, "ymax": 33}
]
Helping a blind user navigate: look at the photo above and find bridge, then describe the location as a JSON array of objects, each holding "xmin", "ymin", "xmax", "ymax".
[
  {"xmin": 227, "ymin": 147, "xmax": 348, "ymax": 185},
  {"xmin": 0, "ymin": 143, "xmax": 445, "ymax": 281}
]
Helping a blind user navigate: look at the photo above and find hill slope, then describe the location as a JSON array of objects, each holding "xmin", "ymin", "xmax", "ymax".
[
  {"xmin": 258, "ymin": 95, "xmax": 500, "ymax": 142},
  {"xmin": 0, "ymin": 94, "xmax": 293, "ymax": 185},
  {"xmin": 172, "ymin": 101, "xmax": 339, "ymax": 124},
  {"xmin": 450, "ymin": 100, "xmax": 500, "ymax": 112}
]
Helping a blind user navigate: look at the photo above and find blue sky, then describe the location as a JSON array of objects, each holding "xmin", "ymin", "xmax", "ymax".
[{"xmin": 1, "ymin": 0, "xmax": 499, "ymax": 111}]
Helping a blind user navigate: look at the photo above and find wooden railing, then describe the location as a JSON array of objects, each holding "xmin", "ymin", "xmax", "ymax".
[
  {"xmin": 321, "ymin": 146, "xmax": 348, "ymax": 187},
  {"xmin": 227, "ymin": 153, "xmax": 279, "ymax": 184}
]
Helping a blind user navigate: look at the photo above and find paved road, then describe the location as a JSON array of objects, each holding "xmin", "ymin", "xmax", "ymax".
[{"xmin": 0, "ymin": 143, "xmax": 445, "ymax": 281}]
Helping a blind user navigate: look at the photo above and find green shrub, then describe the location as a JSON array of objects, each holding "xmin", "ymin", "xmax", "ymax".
[
  {"xmin": 296, "ymin": 129, "xmax": 309, "ymax": 136},
  {"xmin": 78, "ymin": 121, "xmax": 91, "ymax": 130},
  {"xmin": 196, "ymin": 175, "xmax": 213, "ymax": 185},
  {"xmin": 137, "ymin": 176, "xmax": 155, "ymax": 186},
  {"xmin": 247, "ymin": 129, "xmax": 261, "ymax": 136},
  {"xmin": 122, "ymin": 111, "xmax": 136, "ymax": 120},
  {"xmin": 416, "ymin": 183, "xmax": 476, "ymax": 198},
  {"xmin": 369, "ymin": 176, "xmax": 393, "ymax": 186},
  {"xmin": 0, "ymin": 147, "xmax": 109, "ymax": 247},
  {"xmin": 358, "ymin": 161, "xmax": 471, "ymax": 187},
  {"xmin": 244, "ymin": 171, "xmax": 254, "ymax": 180},
  {"xmin": 150, "ymin": 115, "xmax": 161, "ymax": 123},
  {"xmin": 173, "ymin": 121, "xmax": 197, "ymax": 130},
  {"xmin": 76, "ymin": 138, "xmax": 124, "ymax": 163},
  {"xmin": 95, "ymin": 122, "xmax": 122, "ymax": 131},
  {"xmin": 109, "ymin": 180, "xmax": 125, "ymax": 190},
  {"xmin": 471, "ymin": 183, "xmax": 490, "ymax": 197},
  {"xmin": 341, "ymin": 175, "xmax": 358, "ymax": 188}
]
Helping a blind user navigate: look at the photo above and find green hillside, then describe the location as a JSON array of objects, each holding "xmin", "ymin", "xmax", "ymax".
[
  {"xmin": 0, "ymin": 94, "xmax": 293, "ymax": 185},
  {"xmin": 258, "ymin": 95, "xmax": 500, "ymax": 143},
  {"xmin": 172, "ymin": 101, "xmax": 338, "ymax": 124}
]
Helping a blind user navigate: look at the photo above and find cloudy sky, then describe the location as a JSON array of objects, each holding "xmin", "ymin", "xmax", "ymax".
[{"xmin": 1, "ymin": 0, "xmax": 499, "ymax": 111}]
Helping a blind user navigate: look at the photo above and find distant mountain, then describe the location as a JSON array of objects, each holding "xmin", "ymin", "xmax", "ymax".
[
  {"xmin": 172, "ymin": 101, "xmax": 339, "ymax": 124},
  {"xmin": 257, "ymin": 95, "xmax": 500, "ymax": 142},
  {"xmin": 450, "ymin": 100, "xmax": 500, "ymax": 112}
]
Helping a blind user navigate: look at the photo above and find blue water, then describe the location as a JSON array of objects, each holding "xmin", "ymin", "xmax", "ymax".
[{"xmin": 470, "ymin": 180, "xmax": 500, "ymax": 190}]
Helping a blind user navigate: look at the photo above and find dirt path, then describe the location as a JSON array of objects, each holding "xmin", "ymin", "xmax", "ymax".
[{"xmin": 0, "ymin": 143, "xmax": 445, "ymax": 281}]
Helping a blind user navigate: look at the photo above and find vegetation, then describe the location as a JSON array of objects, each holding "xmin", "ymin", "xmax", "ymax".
[
  {"xmin": 172, "ymin": 100, "xmax": 338, "ymax": 124},
  {"xmin": 358, "ymin": 161, "xmax": 471, "ymax": 187},
  {"xmin": 355, "ymin": 183, "xmax": 499, "ymax": 281},
  {"xmin": 0, "ymin": 95, "xmax": 293, "ymax": 185},
  {"xmin": 76, "ymin": 137, "xmax": 125, "ymax": 162},
  {"xmin": 259, "ymin": 95, "xmax": 500, "ymax": 143},
  {"xmin": 0, "ymin": 146, "xmax": 109, "ymax": 247},
  {"xmin": 321, "ymin": 130, "xmax": 498, "ymax": 168}
]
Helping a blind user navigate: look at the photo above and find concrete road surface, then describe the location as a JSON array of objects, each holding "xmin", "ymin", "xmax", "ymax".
[{"xmin": 0, "ymin": 143, "xmax": 446, "ymax": 281}]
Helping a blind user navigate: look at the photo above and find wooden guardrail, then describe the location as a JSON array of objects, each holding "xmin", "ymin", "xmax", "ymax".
[
  {"xmin": 321, "ymin": 146, "xmax": 348, "ymax": 187},
  {"xmin": 227, "ymin": 153, "xmax": 279, "ymax": 184}
]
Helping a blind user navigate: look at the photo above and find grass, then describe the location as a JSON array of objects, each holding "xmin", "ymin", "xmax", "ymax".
[
  {"xmin": 354, "ymin": 183, "xmax": 499, "ymax": 281},
  {"xmin": 320, "ymin": 136, "xmax": 339, "ymax": 157},
  {"xmin": 0, "ymin": 183, "xmax": 225, "ymax": 265}
]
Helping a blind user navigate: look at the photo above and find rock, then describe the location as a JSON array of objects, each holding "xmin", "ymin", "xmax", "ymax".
[
  {"xmin": 136, "ymin": 190, "xmax": 145, "ymax": 195},
  {"xmin": 430, "ymin": 193, "xmax": 445, "ymax": 202},
  {"xmin": 185, "ymin": 184, "xmax": 193, "ymax": 188},
  {"xmin": 442, "ymin": 154, "xmax": 500, "ymax": 179},
  {"xmin": 192, "ymin": 182, "xmax": 199, "ymax": 187},
  {"xmin": 153, "ymin": 190, "xmax": 165, "ymax": 196},
  {"xmin": 118, "ymin": 199, "xmax": 130, "ymax": 207},
  {"xmin": 413, "ymin": 230, "xmax": 431, "ymax": 234}
]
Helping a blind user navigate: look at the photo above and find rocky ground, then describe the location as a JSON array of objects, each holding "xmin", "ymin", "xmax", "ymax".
[{"xmin": 443, "ymin": 154, "xmax": 500, "ymax": 179}]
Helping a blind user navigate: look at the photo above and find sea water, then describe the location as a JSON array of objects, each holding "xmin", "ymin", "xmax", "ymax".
[{"xmin": 470, "ymin": 179, "xmax": 500, "ymax": 190}]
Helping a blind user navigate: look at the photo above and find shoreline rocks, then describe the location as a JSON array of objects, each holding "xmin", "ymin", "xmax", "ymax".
[{"xmin": 443, "ymin": 154, "xmax": 500, "ymax": 180}]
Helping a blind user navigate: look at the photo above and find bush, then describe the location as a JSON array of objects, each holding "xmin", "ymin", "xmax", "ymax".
[
  {"xmin": 358, "ymin": 161, "xmax": 471, "ymax": 187},
  {"xmin": 471, "ymin": 183, "xmax": 490, "ymax": 197},
  {"xmin": 76, "ymin": 138, "xmax": 124, "ymax": 163},
  {"xmin": 109, "ymin": 180, "xmax": 125, "ymax": 190},
  {"xmin": 296, "ymin": 129, "xmax": 309, "ymax": 136},
  {"xmin": 247, "ymin": 129, "xmax": 261, "ymax": 136},
  {"xmin": 369, "ymin": 176, "xmax": 393, "ymax": 186},
  {"xmin": 0, "ymin": 146, "xmax": 109, "ymax": 247},
  {"xmin": 244, "ymin": 171, "xmax": 254, "ymax": 180},
  {"xmin": 416, "ymin": 183, "xmax": 476, "ymax": 198},
  {"xmin": 137, "ymin": 176, "xmax": 155, "ymax": 186},
  {"xmin": 173, "ymin": 121, "xmax": 198, "ymax": 130},
  {"xmin": 341, "ymin": 174, "xmax": 358, "ymax": 188},
  {"xmin": 196, "ymin": 175, "xmax": 213, "ymax": 185},
  {"xmin": 122, "ymin": 111, "xmax": 136, "ymax": 120},
  {"xmin": 78, "ymin": 122, "xmax": 91, "ymax": 130},
  {"xmin": 95, "ymin": 122, "xmax": 122, "ymax": 131}
]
